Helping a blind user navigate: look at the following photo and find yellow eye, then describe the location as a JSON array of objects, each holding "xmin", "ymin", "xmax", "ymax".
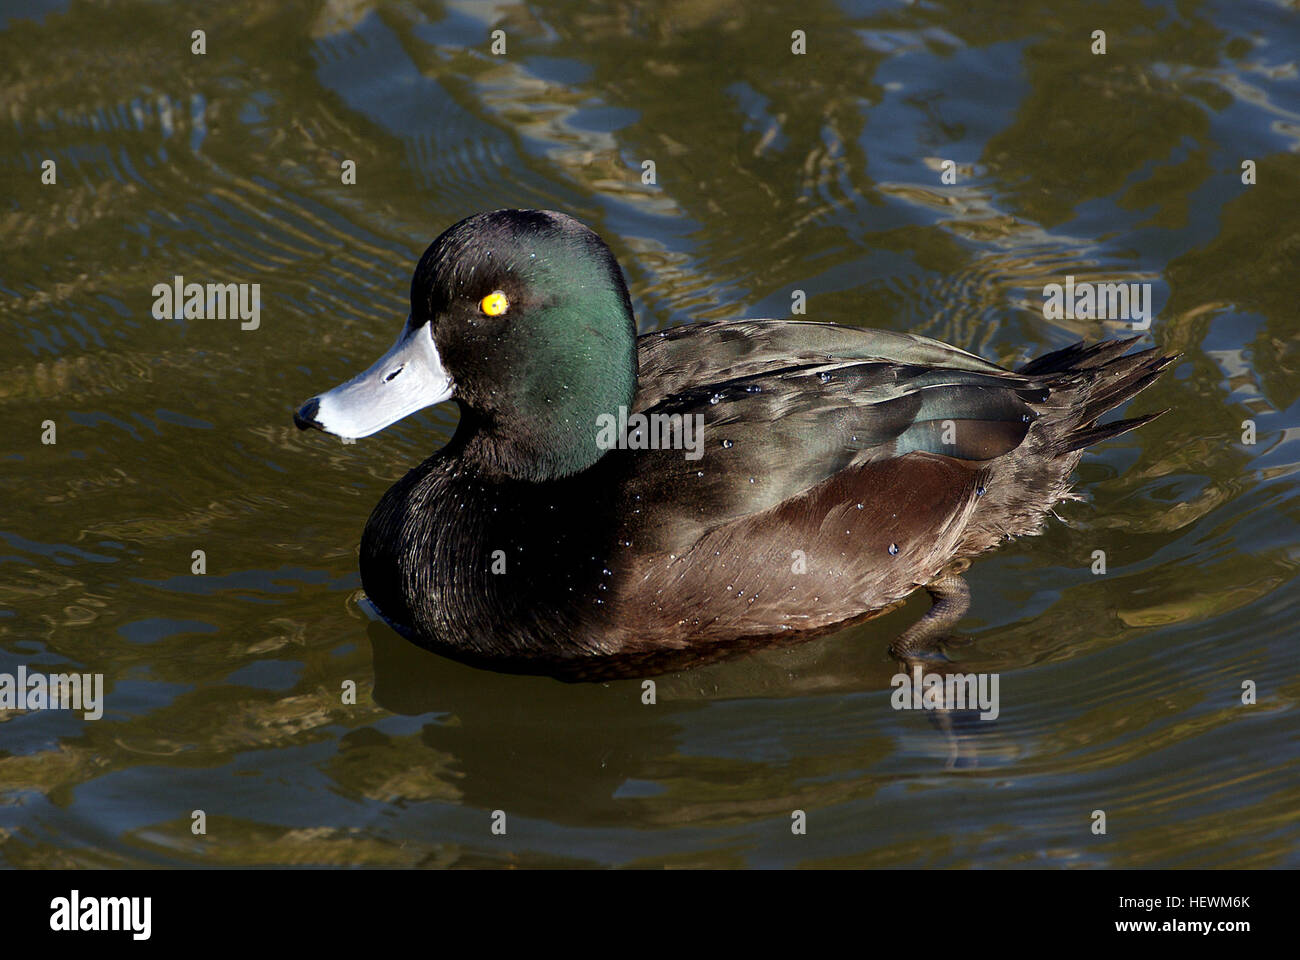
[{"xmin": 479, "ymin": 291, "xmax": 509, "ymax": 317}]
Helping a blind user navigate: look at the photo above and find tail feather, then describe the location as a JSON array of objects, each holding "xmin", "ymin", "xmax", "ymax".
[
  {"xmin": 1018, "ymin": 336, "xmax": 1142, "ymax": 376},
  {"xmin": 1058, "ymin": 409, "xmax": 1168, "ymax": 453},
  {"xmin": 1017, "ymin": 339, "xmax": 1178, "ymax": 454},
  {"xmin": 1073, "ymin": 349, "xmax": 1177, "ymax": 426}
]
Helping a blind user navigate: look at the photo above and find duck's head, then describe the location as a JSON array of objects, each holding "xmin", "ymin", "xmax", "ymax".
[{"xmin": 294, "ymin": 209, "xmax": 637, "ymax": 480}]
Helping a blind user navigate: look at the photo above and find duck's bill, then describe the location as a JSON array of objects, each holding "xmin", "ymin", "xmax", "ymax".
[{"xmin": 294, "ymin": 320, "xmax": 454, "ymax": 439}]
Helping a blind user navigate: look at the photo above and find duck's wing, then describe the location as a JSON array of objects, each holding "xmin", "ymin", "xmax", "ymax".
[
  {"xmin": 637, "ymin": 319, "xmax": 1011, "ymax": 395},
  {"xmin": 620, "ymin": 320, "xmax": 1044, "ymax": 543}
]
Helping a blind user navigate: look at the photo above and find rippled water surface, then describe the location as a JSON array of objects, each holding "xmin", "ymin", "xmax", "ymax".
[{"xmin": 2, "ymin": 0, "xmax": 1298, "ymax": 867}]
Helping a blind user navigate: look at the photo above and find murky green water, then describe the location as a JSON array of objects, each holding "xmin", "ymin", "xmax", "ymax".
[{"xmin": 2, "ymin": 0, "xmax": 1298, "ymax": 868}]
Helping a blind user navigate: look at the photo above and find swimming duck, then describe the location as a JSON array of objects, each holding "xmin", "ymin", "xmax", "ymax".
[{"xmin": 294, "ymin": 209, "xmax": 1173, "ymax": 680}]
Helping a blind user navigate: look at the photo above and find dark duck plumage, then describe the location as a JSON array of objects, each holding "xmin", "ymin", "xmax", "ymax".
[{"xmin": 294, "ymin": 209, "xmax": 1175, "ymax": 680}]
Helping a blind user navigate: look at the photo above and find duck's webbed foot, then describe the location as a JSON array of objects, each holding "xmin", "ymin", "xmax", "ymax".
[{"xmin": 888, "ymin": 574, "xmax": 971, "ymax": 662}]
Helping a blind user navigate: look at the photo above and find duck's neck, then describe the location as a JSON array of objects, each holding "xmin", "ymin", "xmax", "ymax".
[{"xmin": 460, "ymin": 321, "xmax": 638, "ymax": 482}]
